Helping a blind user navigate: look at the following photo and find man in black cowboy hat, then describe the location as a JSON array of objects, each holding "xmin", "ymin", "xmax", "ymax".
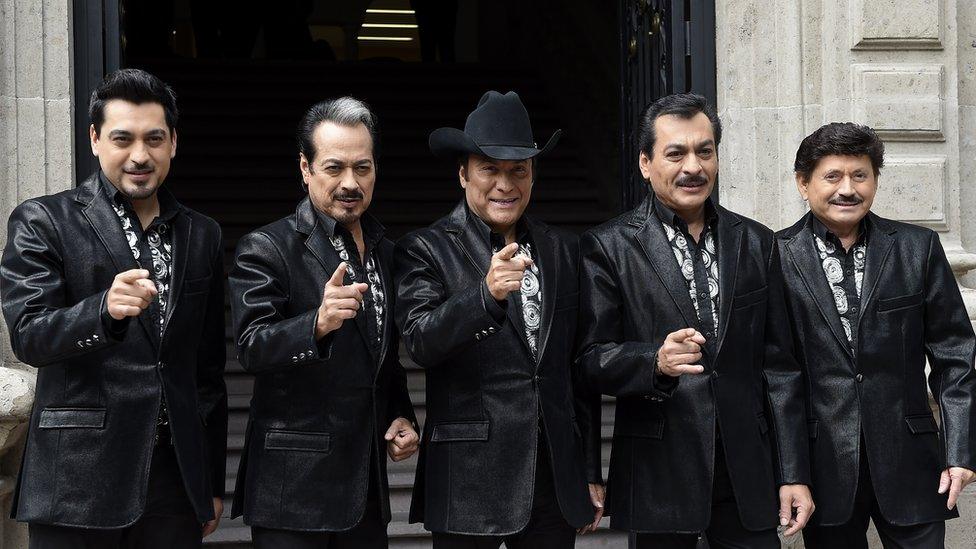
[{"xmin": 393, "ymin": 91, "xmax": 604, "ymax": 548}]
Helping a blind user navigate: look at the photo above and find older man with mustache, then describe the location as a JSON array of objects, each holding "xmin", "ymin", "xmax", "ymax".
[
  {"xmin": 776, "ymin": 122, "xmax": 976, "ymax": 549},
  {"xmin": 229, "ymin": 97, "xmax": 418, "ymax": 548}
]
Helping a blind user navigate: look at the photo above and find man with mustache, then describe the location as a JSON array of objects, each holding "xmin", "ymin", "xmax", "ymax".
[
  {"xmin": 229, "ymin": 97, "xmax": 418, "ymax": 548},
  {"xmin": 0, "ymin": 69, "xmax": 227, "ymax": 548},
  {"xmin": 576, "ymin": 93, "xmax": 813, "ymax": 548},
  {"xmin": 776, "ymin": 122, "xmax": 976, "ymax": 548},
  {"xmin": 394, "ymin": 91, "xmax": 603, "ymax": 548}
]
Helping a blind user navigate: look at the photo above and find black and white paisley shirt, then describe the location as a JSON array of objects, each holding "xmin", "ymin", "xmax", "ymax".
[
  {"xmin": 317, "ymin": 210, "xmax": 386, "ymax": 358},
  {"xmin": 487, "ymin": 221, "xmax": 542, "ymax": 361},
  {"xmin": 100, "ymin": 172, "xmax": 178, "ymax": 433},
  {"xmin": 653, "ymin": 195, "xmax": 721, "ymax": 338},
  {"xmin": 811, "ymin": 216, "xmax": 868, "ymax": 348}
]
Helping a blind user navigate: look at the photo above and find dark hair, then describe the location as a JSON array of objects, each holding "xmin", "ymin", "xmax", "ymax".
[
  {"xmin": 794, "ymin": 122, "xmax": 885, "ymax": 181},
  {"xmin": 637, "ymin": 93, "xmax": 722, "ymax": 158},
  {"xmin": 89, "ymin": 69, "xmax": 178, "ymax": 136},
  {"xmin": 297, "ymin": 97, "xmax": 378, "ymax": 172}
]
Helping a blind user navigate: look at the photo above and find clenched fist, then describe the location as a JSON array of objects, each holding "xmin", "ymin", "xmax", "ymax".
[
  {"xmin": 315, "ymin": 262, "xmax": 368, "ymax": 339},
  {"xmin": 656, "ymin": 328, "xmax": 707, "ymax": 377},
  {"xmin": 107, "ymin": 269, "xmax": 157, "ymax": 320},
  {"xmin": 485, "ymin": 242, "xmax": 533, "ymax": 302}
]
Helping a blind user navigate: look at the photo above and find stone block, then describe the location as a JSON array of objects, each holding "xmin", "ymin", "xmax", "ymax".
[
  {"xmin": 852, "ymin": 64, "xmax": 944, "ymax": 141},
  {"xmin": 42, "ymin": 0, "xmax": 72, "ymax": 101},
  {"xmin": 43, "ymin": 98, "xmax": 73, "ymax": 193},
  {"xmin": 13, "ymin": 0, "xmax": 43, "ymax": 99},
  {"xmin": 871, "ymin": 155, "xmax": 947, "ymax": 229},
  {"xmin": 851, "ymin": 0, "xmax": 943, "ymax": 50},
  {"xmin": 0, "ymin": 0, "xmax": 15, "ymax": 98},
  {"xmin": 13, "ymin": 97, "xmax": 47, "ymax": 202}
]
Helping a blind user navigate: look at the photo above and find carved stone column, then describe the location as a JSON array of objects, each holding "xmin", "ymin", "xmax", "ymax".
[
  {"xmin": 716, "ymin": 0, "xmax": 976, "ymax": 546},
  {"xmin": 0, "ymin": 1, "xmax": 75, "ymax": 546}
]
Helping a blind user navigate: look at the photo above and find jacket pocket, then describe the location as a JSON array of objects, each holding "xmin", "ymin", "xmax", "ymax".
[
  {"xmin": 615, "ymin": 417, "xmax": 665, "ymax": 439},
  {"xmin": 904, "ymin": 414, "xmax": 939, "ymax": 435},
  {"xmin": 264, "ymin": 429, "xmax": 332, "ymax": 453},
  {"xmin": 554, "ymin": 292, "xmax": 580, "ymax": 311},
  {"xmin": 808, "ymin": 418, "xmax": 819, "ymax": 439},
  {"xmin": 733, "ymin": 285, "xmax": 768, "ymax": 309},
  {"xmin": 430, "ymin": 421, "xmax": 490, "ymax": 442},
  {"xmin": 38, "ymin": 407, "xmax": 106, "ymax": 429},
  {"xmin": 182, "ymin": 274, "xmax": 211, "ymax": 295},
  {"xmin": 878, "ymin": 292, "xmax": 923, "ymax": 313}
]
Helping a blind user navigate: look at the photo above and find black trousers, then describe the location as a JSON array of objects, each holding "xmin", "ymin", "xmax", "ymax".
[
  {"xmin": 635, "ymin": 439, "xmax": 780, "ymax": 549},
  {"xmin": 803, "ymin": 446, "xmax": 946, "ymax": 549},
  {"xmin": 28, "ymin": 444, "xmax": 202, "ymax": 549},
  {"xmin": 432, "ymin": 441, "xmax": 576, "ymax": 549},
  {"xmin": 251, "ymin": 456, "xmax": 388, "ymax": 549}
]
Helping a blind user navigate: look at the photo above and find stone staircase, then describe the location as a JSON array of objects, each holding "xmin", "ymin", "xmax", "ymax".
[{"xmin": 138, "ymin": 59, "xmax": 624, "ymax": 547}]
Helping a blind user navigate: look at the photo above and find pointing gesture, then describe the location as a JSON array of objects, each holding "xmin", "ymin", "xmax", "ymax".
[
  {"xmin": 656, "ymin": 328, "xmax": 707, "ymax": 377},
  {"xmin": 486, "ymin": 242, "xmax": 533, "ymax": 301},
  {"xmin": 106, "ymin": 269, "xmax": 157, "ymax": 320},
  {"xmin": 315, "ymin": 262, "xmax": 368, "ymax": 339}
]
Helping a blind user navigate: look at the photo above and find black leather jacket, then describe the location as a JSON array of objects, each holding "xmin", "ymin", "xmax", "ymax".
[
  {"xmin": 777, "ymin": 212, "xmax": 976, "ymax": 526},
  {"xmin": 228, "ymin": 198, "xmax": 415, "ymax": 531},
  {"xmin": 0, "ymin": 173, "xmax": 227, "ymax": 527},
  {"xmin": 393, "ymin": 201, "xmax": 597, "ymax": 535},
  {"xmin": 577, "ymin": 194, "xmax": 809, "ymax": 533}
]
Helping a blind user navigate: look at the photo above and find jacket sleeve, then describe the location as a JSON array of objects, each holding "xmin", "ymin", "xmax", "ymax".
[
  {"xmin": 229, "ymin": 231, "xmax": 329, "ymax": 374},
  {"xmin": 197, "ymin": 230, "xmax": 228, "ymax": 497},
  {"xmin": 1, "ymin": 200, "xmax": 120, "ymax": 367},
  {"xmin": 922, "ymin": 232, "xmax": 976, "ymax": 471},
  {"xmin": 384, "ymin": 331, "xmax": 419, "ymax": 430},
  {"xmin": 761, "ymin": 241, "xmax": 811, "ymax": 486},
  {"xmin": 392, "ymin": 234, "xmax": 505, "ymax": 368},
  {"xmin": 576, "ymin": 231, "xmax": 677, "ymax": 399}
]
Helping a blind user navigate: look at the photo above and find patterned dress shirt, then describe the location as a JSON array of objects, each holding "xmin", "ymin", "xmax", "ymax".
[
  {"xmin": 654, "ymin": 195, "xmax": 721, "ymax": 338},
  {"xmin": 489, "ymin": 223, "xmax": 542, "ymax": 361},
  {"xmin": 811, "ymin": 216, "xmax": 868, "ymax": 348}
]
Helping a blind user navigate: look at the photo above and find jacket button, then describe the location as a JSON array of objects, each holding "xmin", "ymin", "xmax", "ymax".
[
  {"xmin": 85, "ymin": 339, "xmax": 92, "ymax": 346},
  {"xmin": 92, "ymin": 334, "xmax": 100, "ymax": 341},
  {"xmin": 158, "ymin": 361, "xmax": 166, "ymax": 370},
  {"xmin": 292, "ymin": 355, "xmax": 298, "ymax": 362},
  {"xmin": 488, "ymin": 327, "xmax": 496, "ymax": 334},
  {"xmin": 475, "ymin": 334, "xmax": 483, "ymax": 341},
  {"xmin": 299, "ymin": 352, "xmax": 306, "ymax": 360},
  {"xmin": 855, "ymin": 373, "xmax": 864, "ymax": 383},
  {"xmin": 76, "ymin": 341, "xmax": 84, "ymax": 348}
]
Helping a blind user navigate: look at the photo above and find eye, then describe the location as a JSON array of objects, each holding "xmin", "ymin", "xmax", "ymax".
[
  {"xmin": 324, "ymin": 165, "xmax": 342, "ymax": 175},
  {"xmin": 698, "ymin": 148, "xmax": 713, "ymax": 158},
  {"xmin": 355, "ymin": 165, "xmax": 372, "ymax": 175},
  {"xmin": 852, "ymin": 172, "xmax": 867, "ymax": 182},
  {"xmin": 824, "ymin": 172, "xmax": 840, "ymax": 182},
  {"xmin": 112, "ymin": 136, "xmax": 132, "ymax": 145},
  {"xmin": 482, "ymin": 165, "xmax": 497, "ymax": 173},
  {"xmin": 666, "ymin": 150, "xmax": 683, "ymax": 160},
  {"xmin": 146, "ymin": 136, "xmax": 164, "ymax": 145}
]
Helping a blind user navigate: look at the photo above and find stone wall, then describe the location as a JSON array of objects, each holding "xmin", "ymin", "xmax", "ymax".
[
  {"xmin": 0, "ymin": 0, "xmax": 75, "ymax": 546},
  {"xmin": 716, "ymin": 0, "xmax": 976, "ymax": 546}
]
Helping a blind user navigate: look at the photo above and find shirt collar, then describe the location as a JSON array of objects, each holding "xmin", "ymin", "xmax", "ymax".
[
  {"xmin": 314, "ymin": 207, "xmax": 385, "ymax": 246},
  {"xmin": 651, "ymin": 193, "xmax": 718, "ymax": 233},
  {"xmin": 809, "ymin": 214, "xmax": 870, "ymax": 247},
  {"xmin": 465, "ymin": 204, "xmax": 531, "ymax": 251},
  {"xmin": 99, "ymin": 170, "xmax": 180, "ymax": 224}
]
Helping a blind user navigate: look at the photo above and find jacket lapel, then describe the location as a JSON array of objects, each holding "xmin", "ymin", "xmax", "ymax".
[
  {"xmin": 713, "ymin": 207, "xmax": 743, "ymax": 356},
  {"xmin": 529, "ymin": 217, "xmax": 557, "ymax": 367},
  {"xmin": 161, "ymin": 208, "xmax": 191, "ymax": 337},
  {"xmin": 77, "ymin": 174, "xmax": 156, "ymax": 346},
  {"xmin": 856, "ymin": 213, "xmax": 897, "ymax": 332},
  {"xmin": 297, "ymin": 199, "xmax": 372, "ymax": 354},
  {"xmin": 632, "ymin": 197, "xmax": 698, "ymax": 328},
  {"xmin": 783, "ymin": 214, "xmax": 853, "ymax": 357},
  {"xmin": 445, "ymin": 201, "xmax": 533, "ymax": 358}
]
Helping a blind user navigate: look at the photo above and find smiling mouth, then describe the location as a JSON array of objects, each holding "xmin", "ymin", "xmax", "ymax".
[
  {"xmin": 336, "ymin": 197, "xmax": 362, "ymax": 207},
  {"xmin": 490, "ymin": 198, "xmax": 518, "ymax": 205}
]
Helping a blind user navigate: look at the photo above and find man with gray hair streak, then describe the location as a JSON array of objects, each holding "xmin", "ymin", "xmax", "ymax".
[{"xmin": 228, "ymin": 97, "xmax": 419, "ymax": 548}]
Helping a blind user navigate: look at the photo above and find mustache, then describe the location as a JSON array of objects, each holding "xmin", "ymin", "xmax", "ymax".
[
  {"xmin": 333, "ymin": 190, "xmax": 364, "ymax": 201},
  {"xmin": 829, "ymin": 196, "xmax": 863, "ymax": 206},
  {"xmin": 675, "ymin": 174, "xmax": 708, "ymax": 187},
  {"xmin": 124, "ymin": 163, "xmax": 154, "ymax": 174}
]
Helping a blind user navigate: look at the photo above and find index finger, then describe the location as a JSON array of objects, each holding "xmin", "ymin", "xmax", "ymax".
[
  {"xmin": 117, "ymin": 268, "xmax": 150, "ymax": 283},
  {"xmin": 948, "ymin": 477, "xmax": 963, "ymax": 509},
  {"xmin": 495, "ymin": 242, "xmax": 520, "ymax": 261},
  {"xmin": 667, "ymin": 328, "xmax": 698, "ymax": 343},
  {"xmin": 327, "ymin": 262, "xmax": 348, "ymax": 286}
]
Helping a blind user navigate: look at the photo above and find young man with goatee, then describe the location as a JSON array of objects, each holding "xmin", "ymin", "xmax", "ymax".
[
  {"xmin": 1, "ymin": 68, "xmax": 227, "ymax": 548},
  {"xmin": 778, "ymin": 122, "xmax": 976, "ymax": 549},
  {"xmin": 577, "ymin": 93, "xmax": 814, "ymax": 548}
]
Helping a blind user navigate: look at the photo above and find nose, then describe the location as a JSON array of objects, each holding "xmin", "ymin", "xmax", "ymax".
[
  {"xmin": 129, "ymin": 141, "xmax": 150, "ymax": 165},
  {"xmin": 495, "ymin": 173, "xmax": 514, "ymax": 192},
  {"xmin": 837, "ymin": 174, "xmax": 856, "ymax": 196},
  {"xmin": 681, "ymin": 152, "xmax": 703, "ymax": 175}
]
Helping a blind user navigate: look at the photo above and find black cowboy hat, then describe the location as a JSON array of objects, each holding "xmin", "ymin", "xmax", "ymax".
[{"xmin": 429, "ymin": 90, "xmax": 561, "ymax": 160}]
